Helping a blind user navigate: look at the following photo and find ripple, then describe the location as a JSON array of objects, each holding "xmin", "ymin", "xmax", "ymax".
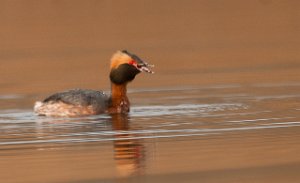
[
  {"xmin": 0, "ymin": 94, "xmax": 24, "ymax": 100},
  {"xmin": 1, "ymin": 120, "xmax": 300, "ymax": 146},
  {"xmin": 0, "ymin": 85, "xmax": 300, "ymax": 150},
  {"xmin": 131, "ymin": 103, "xmax": 245, "ymax": 117}
]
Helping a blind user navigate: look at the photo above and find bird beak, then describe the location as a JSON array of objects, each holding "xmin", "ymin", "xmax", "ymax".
[
  {"xmin": 137, "ymin": 62, "xmax": 155, "ymax": 74},
  {"xmin": 125, "ymin": 50, "xmax": 155, "ymax": 74}
]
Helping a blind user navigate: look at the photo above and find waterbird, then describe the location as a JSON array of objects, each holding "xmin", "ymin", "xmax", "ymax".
[{"xmin": 34, "ymin": 50, "xmax": 154, "ymax": 117}]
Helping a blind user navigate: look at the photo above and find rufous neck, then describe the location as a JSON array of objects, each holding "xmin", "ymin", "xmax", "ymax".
[
  {"xmin": 110, "ymin": 82, "xmax": 129, "ymax": 106},
  {"xmin": 108, "ymin": 82, "xmax": 130, "ymax": 113},
  {"xmin": 111, "ymin": 83, "xmax": 127, "ymax": 99}
]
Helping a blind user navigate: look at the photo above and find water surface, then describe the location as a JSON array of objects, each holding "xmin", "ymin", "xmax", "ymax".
[{"xmin": 1, "ymin": 84, "xmax": 300, "ymax": 183}]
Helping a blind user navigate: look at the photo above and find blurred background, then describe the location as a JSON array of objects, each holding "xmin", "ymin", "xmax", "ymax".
[{"xmin": 0, "ymin": 0, "xmax": 299, "ymax": 95}]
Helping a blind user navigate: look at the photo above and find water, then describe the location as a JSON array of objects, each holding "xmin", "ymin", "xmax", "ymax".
[{"xmin": 1, "ymin": 84, "xmax": 300, "ymax": 183}]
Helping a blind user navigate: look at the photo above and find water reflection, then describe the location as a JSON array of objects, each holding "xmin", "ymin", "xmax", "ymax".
[
  {"xmin": 111, "ymin": 114, "xmax": 145, "ymax": 177},
  {"xmin": 34, "ymin": 113, "xmax": 147, "ymax": 178}
]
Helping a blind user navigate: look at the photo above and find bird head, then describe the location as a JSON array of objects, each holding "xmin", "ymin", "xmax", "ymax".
[{"xmin": 110, "ymin": 50, "xmax": 154, "ymax": 84}]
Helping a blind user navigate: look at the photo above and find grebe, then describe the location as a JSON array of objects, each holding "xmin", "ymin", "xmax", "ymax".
[{"xmin": 34, "ymin": 50, "xmax": 154, "ymax": 117}]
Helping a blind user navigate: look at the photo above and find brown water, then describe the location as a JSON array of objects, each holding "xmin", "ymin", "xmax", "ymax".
[{"xmin": 1, "ymin": 1, "xmax": 300, "ymax": 183}]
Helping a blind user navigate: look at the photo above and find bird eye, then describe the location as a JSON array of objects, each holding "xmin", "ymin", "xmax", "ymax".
[{"xmin": 129, "ymin": 60, "xmax": 136, "ymax": 65}]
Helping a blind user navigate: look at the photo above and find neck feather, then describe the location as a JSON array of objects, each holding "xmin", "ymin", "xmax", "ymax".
[{"xmin": 109, "ymin": 83, "xmax": 130, "ymax": 113}]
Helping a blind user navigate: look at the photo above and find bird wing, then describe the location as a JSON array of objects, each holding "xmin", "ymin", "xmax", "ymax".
[{"xmin": 43, "ymin": 89, "xmax": 108, "ymax": 107}]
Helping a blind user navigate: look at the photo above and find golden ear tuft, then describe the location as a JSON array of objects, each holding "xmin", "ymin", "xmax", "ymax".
[{"xmin": 110, "ymin": 51, "xmax": 132, "ymax": 70}]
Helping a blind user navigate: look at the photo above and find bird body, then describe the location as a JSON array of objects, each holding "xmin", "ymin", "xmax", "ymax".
[{"xmin": 34, "ymin": 50, "xmax": 153, "ymax": 117}]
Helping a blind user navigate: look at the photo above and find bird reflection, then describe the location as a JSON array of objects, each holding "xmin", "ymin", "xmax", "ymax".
[
  {"xmin": 34, "ymin": 113, "xmax": 146, "ymax": 177},
  {"xmin": 111, "ymin": 114, "xmax": 145, "ymax": 177}
]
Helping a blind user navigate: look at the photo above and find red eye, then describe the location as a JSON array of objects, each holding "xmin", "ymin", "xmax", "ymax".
[{"xmin": 129, "ymin": 60, "xmax": 136, "ymax": 65}]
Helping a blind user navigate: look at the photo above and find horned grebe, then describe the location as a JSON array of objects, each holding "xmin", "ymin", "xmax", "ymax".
[{"xmin": 34, "ymin": 50, "xmax": 154, "ymax": 117}]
